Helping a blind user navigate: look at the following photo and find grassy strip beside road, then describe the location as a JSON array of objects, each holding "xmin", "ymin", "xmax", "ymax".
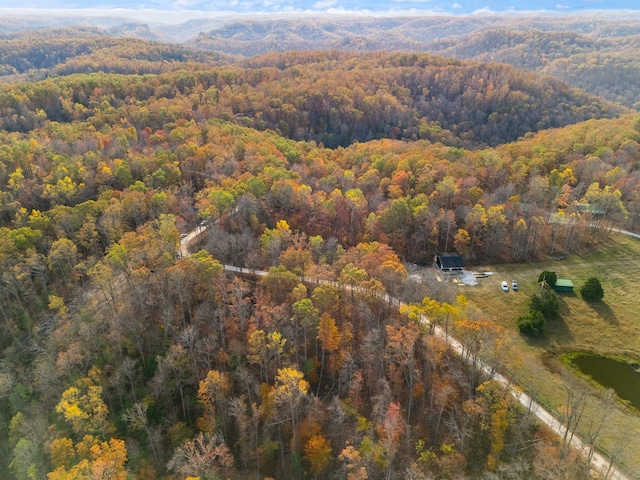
[{"xmin": 464, "ymin": 233, "xmax": 640, "ymax": 476}]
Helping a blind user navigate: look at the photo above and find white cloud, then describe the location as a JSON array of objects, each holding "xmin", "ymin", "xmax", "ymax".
[
  {"xmin": 452, "ymin": 2, "xmax": 462, "ymax": 8},
  {"xmin": 172, "ymin": 0, "xmax": 202, "ymax": 6},
  {"xmin": 313, "ymin": 0, "xmax": 338, "ymax": 8},
  {"xmin": 556, "ymin": 3, "xmax": 570, "ymax": 8}
]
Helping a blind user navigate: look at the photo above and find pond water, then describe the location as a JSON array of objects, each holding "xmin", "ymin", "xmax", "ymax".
[{"xmin": 570, "ymin": 354, "xmax": 640, "ymax": 410}]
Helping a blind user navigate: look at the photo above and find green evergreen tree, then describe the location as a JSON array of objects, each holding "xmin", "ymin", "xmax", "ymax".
[
  {"xmin": 580, "ymin": 277, "xmax": 604, "ymax": 302},
  {"xmin": 538, "ymin": 271, "xmax": 557, "ymax": 287},
  {"xmin": 517, "ymin": 311, "xmax": 545, "ymax": 337},
  {"xmin": 530, "ymin": 293, "xmax": 559, "ymax": 319}
]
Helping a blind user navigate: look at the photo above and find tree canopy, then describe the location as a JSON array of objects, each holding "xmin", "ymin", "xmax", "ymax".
[{"xmin": 0, "ymin": 32, "xmax": 637, "ymax": 480}]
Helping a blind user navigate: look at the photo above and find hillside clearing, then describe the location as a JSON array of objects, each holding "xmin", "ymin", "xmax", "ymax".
[{"xmin": 461, "ymin": 233, "xmax": 640, "ymax": 475}]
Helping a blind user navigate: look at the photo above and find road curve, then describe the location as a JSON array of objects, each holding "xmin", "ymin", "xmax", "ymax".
[{"xmin": 180, "ymin": 228, "xmax": 630, "ymax": 480}]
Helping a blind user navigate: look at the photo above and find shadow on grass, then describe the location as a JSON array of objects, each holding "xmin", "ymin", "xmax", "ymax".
[
  {"xmin": 558, "ymin": 291, "xmax": 577, "ymax": 298},
  {"xmin": 547, "ymin": 314, "xmax": 576, "ymax": 345},
  {"xmin": 556, "ymin": 290, "xmax": 577, "ymax": 307},
  {"xmin": 524, "ymin": 314, "xmax": 575, "ymax": 349},
  {"xmin": 585, "ymin": 300, "xmax": 618, "ymax": 324}
]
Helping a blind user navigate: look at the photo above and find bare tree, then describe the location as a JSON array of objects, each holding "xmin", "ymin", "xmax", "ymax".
[
  {"xmin": 167, "ymin": 432, "xmax": 234, "ymax": 479},
  {"xmin": 603, "ymin": 437, "xmax": 630, "ymax": 480},
  {"xmin": 583, "ymin": 389, "xmax": 615, "ymax": 467},
  {"xmin": 560, "ymin": 374, "xmax": 587, "ymax": 454},
  {"xmin": 122, "ymin": 401, "xmax": 160, "ymax": 463}
]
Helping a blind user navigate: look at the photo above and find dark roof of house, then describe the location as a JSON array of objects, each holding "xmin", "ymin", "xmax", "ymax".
[{"xmin": 435, "ymin": 252, "xmax": 465, "ymax": 268}]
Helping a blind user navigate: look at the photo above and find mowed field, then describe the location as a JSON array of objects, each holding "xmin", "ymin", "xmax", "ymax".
[{"xmin": 459, "ymin": 233, "xmax": 640, "ymax": 477}]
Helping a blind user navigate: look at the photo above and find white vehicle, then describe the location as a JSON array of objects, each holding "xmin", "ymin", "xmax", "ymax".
[
  {"xmin": 512, "ymin": 280, "xmax": 518, "ymax": 291},
  {"xmin": 501, "ymin": 281, "xmax": 509, "ymax": 292}
]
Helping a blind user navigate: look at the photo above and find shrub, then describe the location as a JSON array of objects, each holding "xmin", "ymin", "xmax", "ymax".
[
  {"xmin": 580, "ymin": 277, "xmax": 604, "ymax": 302},
  {"xmin": 517, "ymin": 311, "xmax": 545, "ymax": 337},
  {"xmin": 529, "ymin": 293, "xmax": 559, "ymax": 318},
  {"xmin": 538, "ymin": 271, "xmax": 557, "ymax": 287}
]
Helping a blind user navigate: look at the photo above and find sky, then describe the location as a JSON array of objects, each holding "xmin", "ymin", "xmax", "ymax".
[{"xmin": 1, "ymin": 0, "xmax": 640, "ymax": 17}]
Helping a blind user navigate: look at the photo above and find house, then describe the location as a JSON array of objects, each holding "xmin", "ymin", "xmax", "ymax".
[
  {"xmin": 576, "ymin": 203, "xmax": 605, "ymax": 217},
  {"xmin": 434, "ymin": 253, "xmax": 465, "ymax": 273},
  {"xmin": 553, "ymin": 279, "xmax": 574, "ymax": 292}
]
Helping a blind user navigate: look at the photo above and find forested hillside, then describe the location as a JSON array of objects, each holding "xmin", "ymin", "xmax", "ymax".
[
  {"xmin": 1, "ymin": 36, "xmax": 640, "ymax": 480},
  {"xmin": 0, "ymin": 29, "xmax": 227, "ymax": 78},
  {"xmin": 187, "ymin": 15, "xmax": 640, "ymax": 55},
  {"xmin": 425, "ymin": 29, "xmax": 640, "ymax": 109},
  {"xmin": 187, "ymin": 16, "xmax": 640, "ymax": 109},
  {"xmin": 6, "ymin": 14, "xmax": 640, "ymax": 109},
  {"xmin": 0, "ymin": 45, "xmax": 625, "ymax": 148}
]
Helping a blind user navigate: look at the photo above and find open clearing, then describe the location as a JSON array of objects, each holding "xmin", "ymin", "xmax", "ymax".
[{"xmin": 456, "ymin": 233, "xmax": 640, "ymax": 477}]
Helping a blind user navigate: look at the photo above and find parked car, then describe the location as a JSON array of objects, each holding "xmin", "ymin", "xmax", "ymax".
[
  {"xmin": 512, "ymin": 280, "xmax": 518, "ymax": 291},
  {"xmin": 501, "ymin": 281, "xmax": 509, "ymax": 292}
]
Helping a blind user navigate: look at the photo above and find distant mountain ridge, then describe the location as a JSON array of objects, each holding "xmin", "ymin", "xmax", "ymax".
[
  {"xmin": 5, "ymin": 12, "xmax": 640, "ymax": 44},
  {"xmin": 185, "ymin": 15, "xmax": 640, "ymax": 109},
  {"xmin": 6, "ymin": 15, "xmax": 640, "ymax": 109},
  {"xmin": 0, "ymin": 29, "xmax": 230, "ymax": 78}
]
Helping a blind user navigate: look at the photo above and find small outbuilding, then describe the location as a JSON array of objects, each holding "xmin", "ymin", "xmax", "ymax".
[
  {"xmin": 434, "ymin": 253, "xmax": 465, "ymax": 273},
  {"xmin": 553, "ymin": 279, "xmax": 574, "ymax": 292}
]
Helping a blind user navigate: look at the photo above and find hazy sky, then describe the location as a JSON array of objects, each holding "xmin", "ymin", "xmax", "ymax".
[{"xmin": 2, "ymin": 0, "xmax": 639, "ymax": 16}]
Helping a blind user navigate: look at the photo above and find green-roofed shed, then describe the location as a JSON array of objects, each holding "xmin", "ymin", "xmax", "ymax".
[{"xmin": 553, "ymin": 279, "xmax": 574, "ymax": 292}]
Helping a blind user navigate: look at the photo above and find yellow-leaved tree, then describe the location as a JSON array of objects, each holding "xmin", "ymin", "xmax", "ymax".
[
  {"xmin": 55, "ymin": 368, "xmax": 111, "ymax": 438},
  {"xmin": 48, "ymin": 436, "xmax": 127, "ymax": 480},
  {"xmin": 49, "ymin": 368, "xmax": 127, "ymax": 479},
  {"xmin": 269, "ymin": 367, "xmax": 309, "ymax": 458},
  {"xmin": 304, "ymin": 432, "xmax": 332, "ymax": 477}
]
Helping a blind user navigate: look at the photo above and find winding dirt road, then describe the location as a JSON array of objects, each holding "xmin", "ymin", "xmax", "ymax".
[{"xmin": 181, "ymin": 227, "xmax": 630, "ymax": 480}]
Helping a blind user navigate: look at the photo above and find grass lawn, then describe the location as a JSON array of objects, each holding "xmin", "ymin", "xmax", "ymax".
[{"xmin": 461, "ymin": 233, "xmax": 640, "ymax": 477}]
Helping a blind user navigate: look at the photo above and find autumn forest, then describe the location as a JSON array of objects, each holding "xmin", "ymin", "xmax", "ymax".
[{"xmin": 0, "ymin": 20, "xmax": 640, "ymax": 480}]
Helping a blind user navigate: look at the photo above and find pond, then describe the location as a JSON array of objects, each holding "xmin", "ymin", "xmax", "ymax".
[{"xmin": 569, "ymin": 354, "xmax": 640, "ymax": 411}]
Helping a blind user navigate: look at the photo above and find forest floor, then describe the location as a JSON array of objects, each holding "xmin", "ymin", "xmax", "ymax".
[{"xmin": 456, "ymin": 233, "xmax": 640, "ymax": 477}]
